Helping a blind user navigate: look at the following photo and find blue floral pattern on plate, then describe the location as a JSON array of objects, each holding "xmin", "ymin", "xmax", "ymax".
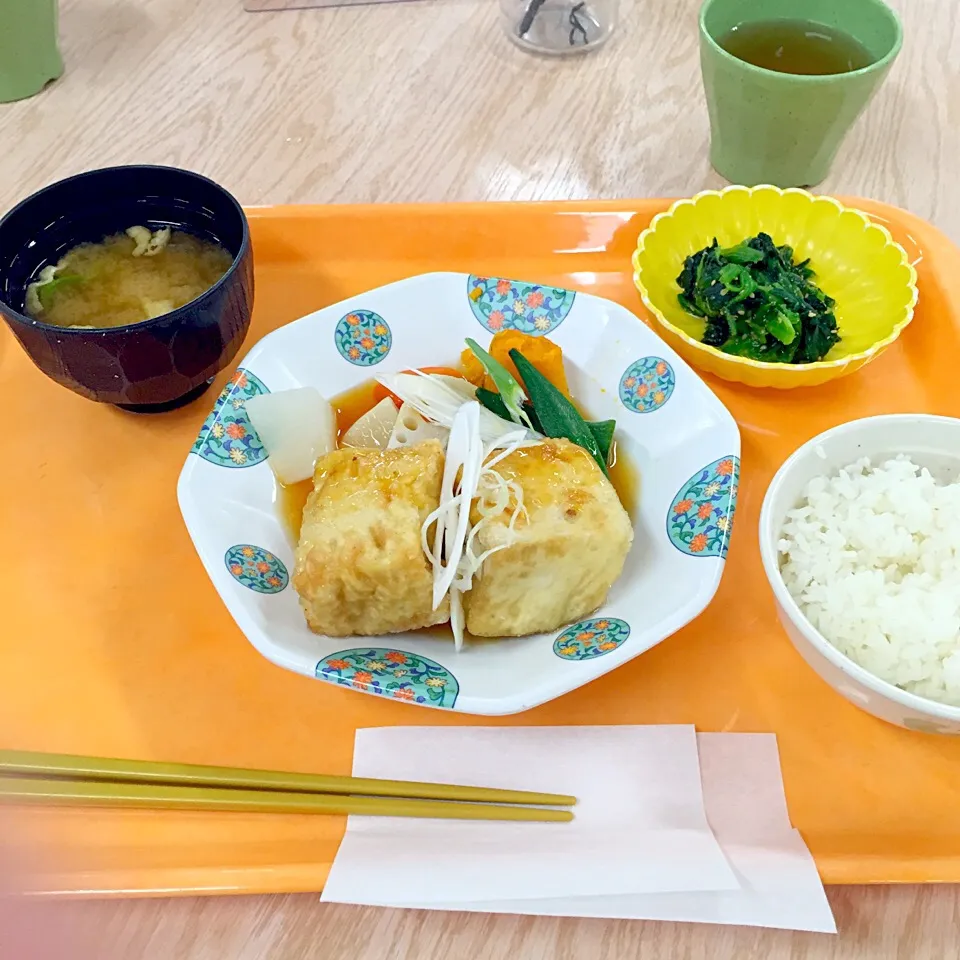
[
  {"xmin": 667, "ymin": 456, "xmax": 740, "ymax": 558},
  {"xmin": 619, "ymin": 357, "xmax": 675, "ymax": 413},
  {"xmin": 467, "ymin": 275, "xmax": 576, "ymax": 335},
  {"xmin": 224, "ymin": 544, "xmax": 289, "ymax": 594},
  {"xmin": 553, "ymin": 618, "xmax": 631, "ymax": 660},
  {"xmin": 192, "ymin": 369, "xmax": 269, "ymax": 468},
  {"xmin": 334, "ymin": 310, "xmax": 392, "ymax": 366},
  {"xmin": 316, "ymin": 648, "xmax": 459, "ymax": 707}
]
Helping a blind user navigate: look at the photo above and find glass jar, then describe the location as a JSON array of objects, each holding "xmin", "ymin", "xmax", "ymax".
[{"xmin": 499, "ymin": 0, "xmax": 617, "ymax": 55}]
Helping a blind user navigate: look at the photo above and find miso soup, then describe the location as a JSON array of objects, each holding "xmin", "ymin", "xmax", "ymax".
[{"xmin": 25, "ymin": 226, "xmax": 233, "ymax": 328}]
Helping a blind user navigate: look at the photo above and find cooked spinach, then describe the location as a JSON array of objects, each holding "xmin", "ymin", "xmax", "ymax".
[{"xmin": 677, "ymin": 232, "xmax": 840, "ymax": 364}]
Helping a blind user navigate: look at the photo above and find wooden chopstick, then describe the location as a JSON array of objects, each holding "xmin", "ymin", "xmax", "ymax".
[
  {"xmin": 0, "ymin": 749, "xmax": 576, "ymax": 808},
  {"xmin": 0, "ymin": 777, "xmax": 574, "ymax": 822}
]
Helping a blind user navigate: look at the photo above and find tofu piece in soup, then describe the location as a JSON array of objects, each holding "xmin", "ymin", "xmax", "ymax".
[
  {"xmin": 294, "ymin": 440, "xmax": 450, "ymax": 636},
  {"xmin": 463, "ymin": 439, "xmax": 633, "ymax": 637}
]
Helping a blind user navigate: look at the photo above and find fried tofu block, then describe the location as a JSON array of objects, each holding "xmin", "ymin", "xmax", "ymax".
[
  {"xmin": 463, "ymin": 439, "xmax": 633, "ymax": 637},
  {"xmin": 293, "ymin": 440, "xmax": 450, "ymax": 636}
]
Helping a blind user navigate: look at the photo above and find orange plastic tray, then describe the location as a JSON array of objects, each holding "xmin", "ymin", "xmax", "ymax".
[{"xmin": 2, "ymin": 198, "xmax": 960, "ymax": 898}]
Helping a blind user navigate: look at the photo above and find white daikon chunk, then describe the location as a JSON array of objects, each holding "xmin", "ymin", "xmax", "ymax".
[
  {"xmin": 340, "ymin": 397, "xmax": 398, "ymax": 449},
  {"xmin": 245, "ymin": 387, "xmax": 335, "ymax": 484}
]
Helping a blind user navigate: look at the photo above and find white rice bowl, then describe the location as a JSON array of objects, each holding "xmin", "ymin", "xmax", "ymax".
[{"xmin": 778, "ymin": 456, "xmax": 960, "ymax": 707}]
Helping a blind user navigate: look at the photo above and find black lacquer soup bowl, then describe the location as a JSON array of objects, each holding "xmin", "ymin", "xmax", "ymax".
[{"xmin": 0, "ymin": 165, "xmax": 254, "ymax": 412}]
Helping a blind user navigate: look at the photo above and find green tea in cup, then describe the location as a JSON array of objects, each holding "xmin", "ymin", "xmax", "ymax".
[
  {"xmin": 719, "ymin": 19, "xmax": 875, "ymax": 76},
  {"xmin": 699, "ymin": 0, "xmax": 902, "ymax": 187}
]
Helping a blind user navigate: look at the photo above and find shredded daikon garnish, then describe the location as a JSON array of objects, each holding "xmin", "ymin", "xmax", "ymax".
[
  {"xmin": 459, "ymin": 470, "xmax": 528, "ymax": 590},
  {"xmin": 418, "ymin": 412, "xmax": 535, "ymax": 650},
  {"xmin": 475, "ymin": 472, "xmax": 509, "ymax": 518},
  {"xmin": 379, "ymin": 371, "xmax": 540, "ymax": 446},
  {"xmin": 429, "ymin": 402, "xmax": 484, "ymax": 606},
  {"xmin": 449, "ymin": 589, "xmax": 466, "ymax": 652},
  {"xmin": 396, "ymin": 372, "xmax": 539, "ymax": 650}
]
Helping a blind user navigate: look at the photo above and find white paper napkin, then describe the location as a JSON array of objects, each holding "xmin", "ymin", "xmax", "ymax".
[
  {"xmin": 396, "ymin": 733, "xmax": 836, "ymax": 933},
  {"xmin": 321, "ymin": 725, "xmax": 739, "ymax": 904}
]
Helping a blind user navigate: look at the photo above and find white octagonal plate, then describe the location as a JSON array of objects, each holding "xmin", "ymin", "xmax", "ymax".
[{"xmin": 178, "ymin": 272, "xmax": 740, "ymax": 715}]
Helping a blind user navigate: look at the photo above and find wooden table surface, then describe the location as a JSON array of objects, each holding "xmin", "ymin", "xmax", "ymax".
[{"xmin": 1, "ymin": 0, "xmax": 958, "ymax": 957}]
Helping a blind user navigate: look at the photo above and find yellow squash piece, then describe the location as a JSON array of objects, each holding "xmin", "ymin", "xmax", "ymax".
[{"xmin": 461, "ymin": 330, "xmax": 570, "ymax": 397}]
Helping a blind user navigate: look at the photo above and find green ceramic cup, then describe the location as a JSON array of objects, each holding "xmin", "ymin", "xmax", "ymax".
[
  {"xmin": 699, "ymin": 0, "xmax": 902, "ymax": 187},
  {"xmin": 0, "ymin": 0, "xmax": 64, "ymax": 103}
]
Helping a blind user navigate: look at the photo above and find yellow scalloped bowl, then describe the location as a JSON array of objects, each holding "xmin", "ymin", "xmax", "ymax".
[{"xmin": 631, "ymin": 186, "xmax": 918, "ymax": 389}]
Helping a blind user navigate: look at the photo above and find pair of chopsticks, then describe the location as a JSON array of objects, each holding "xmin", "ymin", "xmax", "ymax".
[{"xmin": 0, "ymin": 750, "xmax": 575, "ymax": 822}]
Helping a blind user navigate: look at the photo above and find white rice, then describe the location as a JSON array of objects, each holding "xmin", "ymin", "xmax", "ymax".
[{"xmin": 778, "ymin": 456, "xmax": 960, "ymax": 707}]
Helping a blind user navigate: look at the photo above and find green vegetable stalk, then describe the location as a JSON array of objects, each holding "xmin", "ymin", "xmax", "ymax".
[{"xmin": 464, "ymin": 338, "xmax": 532, "ymax": 428}]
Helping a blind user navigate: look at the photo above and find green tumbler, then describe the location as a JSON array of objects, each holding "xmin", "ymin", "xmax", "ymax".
[
  {"xmin": 699, "ymin": 0, "xmax": 902, "ymax": 187},
  {"xmin": 0, "ymin": 0, "xmax": 64, "ymax": 103}
]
